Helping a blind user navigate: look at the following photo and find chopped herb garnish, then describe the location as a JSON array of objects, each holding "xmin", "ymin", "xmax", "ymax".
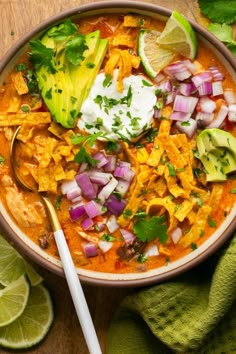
[
  {"xmin": 200, "ymin": 230, "xmax": 205, "ymax": 237},
  {"xmin": 137, "ymin": 253, "xmax": 147, "ymax": 263},
  {"xmin": 14, "ymin": 63, "xmax": 27, "ymax": 72},
  {"xmin": 193, "ymin": 168, "xmax": 202, "ymax": 178},
  {"xmin": 74, "ymin": 145, "xmax": 98, "ymax": 166},
  {"xmin": 230, "ymin": 188, "xmax": 236, "ymax": 194},
  {"xmin": 103, "ymin": 73, "xmax": 112, "ymax": 88},
  {"xmin": 168, "ymin": 163, "xmax": 176, "ymax": 176},
  {"xmin": 0, "ymin": 155, "xmax": 6, "ymax": 165},
  {"xmin": 123, "ymin": 209, "xmax": 132, "ymax": 219},
  {"xmin": 142, "ymin": 79, "xmax": 152, "ymax": 87},
  {"xmin": 190, "ymin": 243, "xmax": 197, "ymax": 251},
  {"xmin": 55, "ymin": 195, "xmax": 62, "ymax": 210},
  {"xmin": 86, "ymin": 62, "xmax": 95, "ymax": 68},
  {"xmin": 65, "ymin": 33, "xmax": 88, "ymax": 66},
  {"xmin": 45, "ymin": 88, "xmax": 52, "ymax": 99},
  {"xmin": 208, "ymin": 216, "xmax": 216, "ymax": 228},
  {"xmin": 181, "ymin": 121, "xmax": 191, "ymax": 126},
  {"xmin": 20, "ymin": 105, "xmax": 30, "ymax": 113},
  {"xmin": 105, "ymin": 141, "xmax": 117, "ymax": 152},
  {"xmin": 101, "ymin": 233, "xmax": 116, "ymax": 242}
]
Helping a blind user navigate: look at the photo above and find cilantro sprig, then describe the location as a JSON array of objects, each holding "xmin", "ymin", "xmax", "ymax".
[{"xmin": 133, "ymin": 215, "xmax": 168, "ymax": 244}]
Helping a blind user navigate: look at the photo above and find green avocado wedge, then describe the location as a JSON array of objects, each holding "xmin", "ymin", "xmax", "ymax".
[
  {"xmin": 29, "ymin": 20, "xmax": 108, "ymax": 128},
  {"xmin": 196, "ymin": 128, "xmax": 236, "ymax": 181}
]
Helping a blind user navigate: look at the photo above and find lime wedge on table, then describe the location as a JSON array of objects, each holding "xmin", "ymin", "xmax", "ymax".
[
  {"xmin": 0, "ymin": 284, "xmax": 54, "ymax": 349},
  {"xmin": 0, "ymin": 235, "xmax": 42, "ymax": 286},
  {"xmin": 0, "ymin": 275, "xmax": 30, "ymax": 327},
  {"xmin": 138, "ymin": 29, "xmax": 176, "ymax": 78},
  {"xmin": 157, "ymin": 10, "xmax": 197, "ymax": 60}
]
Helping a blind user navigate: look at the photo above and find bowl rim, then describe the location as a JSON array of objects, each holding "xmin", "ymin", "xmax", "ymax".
[{"xmin": 1, "ymin": 0, "xmax": 236, "ymax": 287}]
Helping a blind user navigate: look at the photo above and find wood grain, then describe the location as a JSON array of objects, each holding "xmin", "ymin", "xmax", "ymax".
[{"xmin": 0, "ymin": 1, "xmax": 207, "ymax": 353}]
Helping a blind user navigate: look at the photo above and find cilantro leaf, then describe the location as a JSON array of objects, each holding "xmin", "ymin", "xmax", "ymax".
[
  {"xmin": 198, "ymin": 0, "xmax": 236, "ymax": 24},
  {"xmin": 133, "ymin": 216, "xmax": 168, "ymax": 243},
  {"xmin": 47, "ymin": 19, "xmax": 78, "ymax": 41},
  {"xmin": 74, "ymin": 146, "xmax": 98, "ymax": 166},
  {"xmin": 29, "ymin": 40, "xmax": 56, "ymax": 73},
  {"xmin": 207, "ymin": 23, "xmax": 236, "ymax": 56},
  {"xmin": 65, "ymin": 34, "xmax": 88, "ymax": 66}
]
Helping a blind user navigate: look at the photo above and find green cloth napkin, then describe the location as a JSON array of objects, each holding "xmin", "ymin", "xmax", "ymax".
[{"xmin": 107, "ymin": 235, "xmax": 236, "ymax": 353}]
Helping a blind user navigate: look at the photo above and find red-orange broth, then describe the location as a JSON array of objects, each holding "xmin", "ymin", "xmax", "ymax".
[{"xmin": 0, "ymin": 14, "xmax": 236, "ymax": 274}]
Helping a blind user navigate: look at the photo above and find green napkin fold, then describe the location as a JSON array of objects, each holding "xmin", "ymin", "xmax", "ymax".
[{"xmin": 107, "ymin": 235, "xmax": 236, "ymax": 353}]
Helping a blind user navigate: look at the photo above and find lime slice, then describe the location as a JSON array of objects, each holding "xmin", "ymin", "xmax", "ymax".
[
  {"xmin": 158, "ymin": 10, "xmax": 197, "ymax": 60},
  {"xmin": 0, "ymin": 275, "xmax": 30, "ymax": 327},
  {"xmin": 138, "ymin": 29, "xmax": 176, "ymax": 79},
  {"xmin": 0, "ymin": 284, "xmax": 54, "ymax": 349},
  {"xmin": 0, "ymin": 235, "xmax": 42, "ymax": 286}
]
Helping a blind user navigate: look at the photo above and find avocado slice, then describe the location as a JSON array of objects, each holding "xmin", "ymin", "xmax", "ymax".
[
  {"xmin": 196, "ymin": 128, "xmax": 236, "ymax": 181},
  {"xmin": 30, "ymin": 22, "xmax": 108, "ymax": 128}
]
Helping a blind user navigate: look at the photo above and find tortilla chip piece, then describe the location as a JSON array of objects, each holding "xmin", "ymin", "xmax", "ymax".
[
  {"xmin": 146, "ymin": 197, "xmax": 176, "ymax": 217},
  {"xmin": 180, "ymin": 205, "xmax": 212, "ymax": 247},
  {"xmin": 174, "ymin": 199, "xmax": 195, "ymax": 222},
  {"xmin": 11, "ymin": 71, "xmax": 29, "ymax": 95},
  {"xmin": 123, "ymin": 15, "xmax": 150, "ymax": 28},
  {"xmin": 164, "ymin": 166, "xmax": 186, "ymax": 198},
  {"xmin": 208, "ymin": 183, "xmax": 224, "ymax": 211},
  {"xmin": 0, "ymin": 112, "xmax": 51, "ymax": 126},
  {"xmin": 112, "ymin": 34, "xmax": 135, "ymax": 48},
  {"xmin": 48, "ymin": 121, "xmax": 65, "ymax": 139},
  {"xmin": 104, "ymin": 49, "xmax": 121, "ymax": 76},
  {"xmin": 146, "ymin": 139, "xmax": 164, "ymax": 166}
]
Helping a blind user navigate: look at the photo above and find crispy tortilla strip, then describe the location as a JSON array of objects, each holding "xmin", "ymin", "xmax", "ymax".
[
  {"xmin": 11, "ymin": 71, "xmax": 29, "ymax": 95},
  {"xmin": 0, "ymin": 112, "xmax": 51, "ymax": 126},
  {"xmin": 123, "ymin": 15, "xmax": 150, "ymax": 28},
  {"xmin": 48, "ymin": 121, "xmax": 65, "ymax": 139},
  {"xmin": 159, "ymin": 135, "xmax": 187, "ymax": 169},
  {"xmin": 137, "ymin": 166, "xmax": 152, "ymax": 184},
  {"xmin": 112, "ymin": 34, "xmax": 135, "ymax": 48},
  {"xmin": 174, "ymin": 199, "xmax": 195, "ymax": 222},
  {"xmin": 146, "ymin": 196, "xmax": 176, "ymax": 217},
  {"xmin": 38, "ymin": 137, "xmax": 58, "ymax": 168},
  {"xmin": 2, "ymin": 84, "xmax": 22, "ymax": 113},
  {"xmin": 186, "ymin": 210, "xmax": 197, "ymax": 225},
  {"xmin": 208, "ymin": 183, "xmax": 224, "ymax": 211},
  {"xmin": 147, "ymin": 175, "xmax": 167, "ymax": 197},
  {"xmin": 180, "ymin": 205, "xmax": 212, "ymax": 247},
  {"xmin": 164, "ymin": 165, "xmax": 186, "ymax": 198},
  {"xmin": 159, "ymin": 116, "xmax": 172, "ymax": 135},
  {"xmin": 104, "ymin": 49, "xmax": 121, "ymax": 76}
]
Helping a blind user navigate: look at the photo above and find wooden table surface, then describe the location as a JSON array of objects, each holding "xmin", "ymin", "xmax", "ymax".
[{"xmin": 0, "ymin": 1, "xmax": 208, "ymax": 353}]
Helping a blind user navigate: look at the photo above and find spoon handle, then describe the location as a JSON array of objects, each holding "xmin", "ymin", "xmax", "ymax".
[
  {"xmin": 54, "ymin": 229, "xmax": 102, "ymax": 354},
  {"xmin": 42, "ymin": 196, "xmax": 101, "ymax": 354}
]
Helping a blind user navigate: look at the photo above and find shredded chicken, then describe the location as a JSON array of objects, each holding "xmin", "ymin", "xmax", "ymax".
[{"xmin": 1, "ymin": 175, "xmax": 46, "ymax": 227}]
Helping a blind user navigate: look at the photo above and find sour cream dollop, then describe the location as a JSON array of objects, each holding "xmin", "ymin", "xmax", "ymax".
[{"xmin": 78, "ymin": 70, "xmax": 156, "ymax": 141}]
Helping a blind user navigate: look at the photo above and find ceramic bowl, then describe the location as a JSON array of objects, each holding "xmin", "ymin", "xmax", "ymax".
[{"xmin": 0, "ymin": 1, "xmax": 236, "ymax": 287}]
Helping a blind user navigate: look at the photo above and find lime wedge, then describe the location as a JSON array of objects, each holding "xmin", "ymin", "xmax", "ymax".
[
  {"xmin": 0, "ymin": 284, "xmax": 54, "ymax": 349},
  {"xmin": 158, "ymin": 10, "xmax": 197, "ymax": 60},
  {"xmin": 0, "ymin": 275, "xmax": 30, "ymax": 327},
  {"xmin": 0, "ymin": 235, "xmax": 42, "ymax": 286},
  {"xmin": 138, "ymin": 29, "xmax": 176, "ymax": 79}
]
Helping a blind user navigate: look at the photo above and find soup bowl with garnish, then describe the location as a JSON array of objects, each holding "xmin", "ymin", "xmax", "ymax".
[{"xmin": 0, "ymin": 1, "xmax": 236, "ymax": 286}]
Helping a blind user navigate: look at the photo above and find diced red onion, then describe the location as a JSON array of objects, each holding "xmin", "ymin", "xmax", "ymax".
[
  {"xmin": 164, "ymin": 92, "xmax": 175, "ymax": 105},
  {"xmin": 198, "ymin": 82, "xmax": 212, "ymax": 96},
  {"xmin": 158, "ymin": 80, "xmax": 172, "ymax": 92},
  {"xmin": 120, "ymin": 229, "xmax": 135, "ymax": 244},
  {"xmin": 154, "ymin": 107, "xmax": 162, "ymax": 119},
  {"xmin": 114, "ymin": 166, "xmax": 134, "ymax": 182},
  {"xmin": 212, "ymin": 82, "xmax": 223, "ymax": 97},
  {"xmin": 207, "ymin": 105, "xmax": 228, "ymax": 128},
  {"xmin": 170, "ymin": 111, "xmax": 192, "ymax": 121},
  {"xmin": 115, "ymin": 179, "xmax": 130, "ymax": 196},
  {"xmin": 95, "ymin": 222, "xmax": 105, "ymax": 231},
  {"xmin": 97, "ymin": 176, "xmax": 118, "ymax": 203},
  {"xmin": 98, "ymin": 240, "xmax": 113, "ymax": 253},
  {"xmin": 69, "ymin": 203, "xmax": 86, "ymax": 221},
  {"xmin": 173, "ymin": 95, "xmax": 198, "ymax": 114},
  {"xmin": 144, "ymin": 244, "xmax": 159, "ymax": 257},
  {"xmin": 66, "ymin": 186, "xmax": 81, "ymax": 201},
  {"xmin": 81, "ymin": 217, "xmax": 94, "ymax": 231},
  {"xmin": 228, "ymin": 104, "xmax": 236, "ymax": 122},
  {"xmin": 165, "ymin": 61, "xmax": 192, "ymax": 81},
  {"xmin": 61, "ymin": 179, "xmax": 78, "ymax": 195},
  {"xmin": 104, "ymin": 155, "xmax": 116, "ymax": 172},
  {"xmin": 92, "ymin": 152, "xmax": 108, "ymax": 168},
  {"xmin": 196, "ymin": 112, "xmax": 214, "ymax": 126},
  {"xmin": 175, "ymin": 118, "xmax": 197, "ymax": 138},
  {"xmin": 208, "ymin": 66, "xmax": 224, "ymax": 81},
  {"xmin": 82, "ymin": 242, "xmax": 98, "ymax": 257},
  {"xmin": 191, "ymin": 71, "xmax": 212, "ymax": 88},
  {"xmin": 71, "ymin": 196, "xmax": 82, "ymax": 204},
  {"xmin": 154, "ymin": 72, "xmax": 165, "ymax": 83},
  {"xmin": 118, "ymin": 161, "xmax": 131, "ymax": 168},
  {"xmin": 106, "ymin": 215, "xmax": 119, "ymax": 233},
  {"xmin": 171, "ymin": 227, "xmax": 183, "ymax": 244},
  {"xmin": 199, "ymin": 96, "xmax": 216, "ymax": 113},
  {"xmin": 75, "ymin": 173, "xmax": 97, "ymax": 200},
  {"xmin": 84, "ymin": 200, "xmax": 105, "ymax": 219},
  {"xmin": 182, "ymin": 59, "xmax": 198, "ymax": 74},
  {"xmin": 87, "ymin": 171, "xmax": 111, "ymax": 185},
  {"xmin": 224, "ymin": 89, "xmax": 236, "ymax": 105},
  {"xmin": 179, "ymin": 82, "xmax": 195, "ymax": 96},
  {"xmin": 106, "ymin": 195, "xmax": 126, "ymax": 215}
]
